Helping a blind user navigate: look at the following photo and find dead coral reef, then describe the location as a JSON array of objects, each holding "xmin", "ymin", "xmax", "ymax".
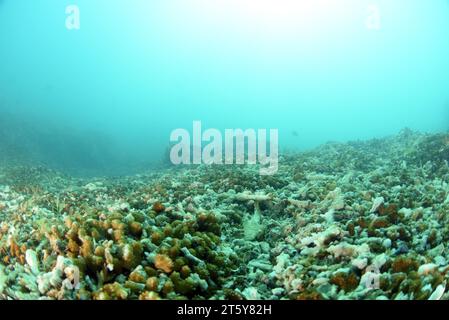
[
  {"xmin": 1, "ymin": 130, "xmax": 449, "ymax": 300},
  {"xmin": 0, "ymin": 173, "xmax": 237, "ymax": 300}
]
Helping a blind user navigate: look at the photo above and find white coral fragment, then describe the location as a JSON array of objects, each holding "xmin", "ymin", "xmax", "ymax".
[
  {"xmin": 25, "ymin": 249, "xmax": 39, "ymax": 275},
  {"xmin": 370, "ymin": 197, "xmax": 384, "ymax": 213},
  {"xmin": 429, "ymin": 282, "xmax": 446, "ymax": 300}
]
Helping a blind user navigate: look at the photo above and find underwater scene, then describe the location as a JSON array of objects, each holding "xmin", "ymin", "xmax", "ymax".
[{"xmin": 1, "ymin": 0, "xmax": 449, "ymax": 301}]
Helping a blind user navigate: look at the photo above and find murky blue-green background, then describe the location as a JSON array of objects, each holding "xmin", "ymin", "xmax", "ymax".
[{"xmin": 1, "ymin": 0, "xmax": 449, "ymax": 175}]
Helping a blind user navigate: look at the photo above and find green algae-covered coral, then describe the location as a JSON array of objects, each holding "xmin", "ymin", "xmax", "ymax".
[
  {"xmin": 0, "ymin": 169, "xmax": 238, "ymax": 300},
  {"xmin": 2, "ymin": 129, "xmax": 449, "ymax": 300}
]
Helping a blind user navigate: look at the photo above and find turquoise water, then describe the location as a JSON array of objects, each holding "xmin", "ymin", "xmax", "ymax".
[
  {"xmin": 2, "ymin": 1, "xmax": 449, "ymax": 302},
  {"xmin": 1, "ymin": 1, "xmax": 449, "ymax": 175}
]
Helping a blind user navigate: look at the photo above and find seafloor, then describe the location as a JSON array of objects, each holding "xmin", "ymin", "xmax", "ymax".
[{"xmin": 0, "ymin": 129, "xmax": 449, "ymax": 300}]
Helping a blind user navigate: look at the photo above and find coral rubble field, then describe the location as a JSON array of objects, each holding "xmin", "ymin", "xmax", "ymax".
[{"xmin": 1, "ymin": 129, "xmax": 449, "ymax": 300}]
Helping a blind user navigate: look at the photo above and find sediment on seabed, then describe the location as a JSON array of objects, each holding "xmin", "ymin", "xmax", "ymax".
[{"xmin": 0, "ymin": 129, "xmax": 449, "ymax": 300}]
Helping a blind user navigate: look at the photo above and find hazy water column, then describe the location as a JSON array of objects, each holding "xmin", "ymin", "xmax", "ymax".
[{"xmin": 0, "ymin": 0, "xmax": 448, "ymax": 173}]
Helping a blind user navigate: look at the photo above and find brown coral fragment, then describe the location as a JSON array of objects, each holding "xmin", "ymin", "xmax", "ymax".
[
  {"xmin": 139, "ymin": 291, "xmax": 160, "ymax": 300},
  {"xmin": 152, "ymin": 202, "xmax": 165, "ymax": 213},
  {"xmin": 391, "ymin": 256, "xmax": 419, "ymax": 274},
  {"xmin": 330, "ymin": 272, "xmax": 360, "ymax": 292},
  {"xmin": 154, "ymin": 254, "xmax": 174, "ymax": 273}
]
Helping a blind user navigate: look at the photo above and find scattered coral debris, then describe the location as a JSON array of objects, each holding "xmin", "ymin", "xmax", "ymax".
[{"xmin": 1, "ymin": 130, "xmax": 449, "ymax": 300}]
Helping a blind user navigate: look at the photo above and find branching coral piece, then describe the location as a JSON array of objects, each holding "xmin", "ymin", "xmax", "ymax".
[{"xmin": 154, "ymin": 254, "xmax": 174, "ymax": 273}]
